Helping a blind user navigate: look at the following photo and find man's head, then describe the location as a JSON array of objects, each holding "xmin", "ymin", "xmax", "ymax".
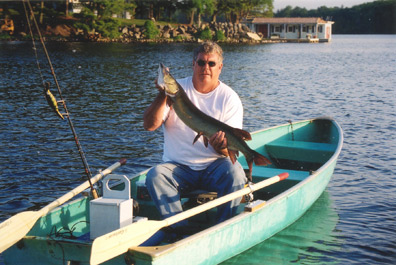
[
  {"xmin": 192, "ymin": 41, "xmax": 224, "ymax": 93},
  {"xmin": 193, "ymin": 41, "xmax": 223, "ymax": 63}
]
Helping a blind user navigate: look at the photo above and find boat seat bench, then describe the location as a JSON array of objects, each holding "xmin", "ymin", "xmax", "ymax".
[
  {"xmin": 265, "ymin": 140, "xmax": 336, "ymax": 164},
  {"xmin": 181, "ymin": 167, "xmax": 309, "ymax": 200},
  {"xmin": 182, "ymin": 167, "xmax": 310, "ymax": 201},
  {"xmin": 245, "ymin": 166, "xmax": 311, "ymax": 182}
]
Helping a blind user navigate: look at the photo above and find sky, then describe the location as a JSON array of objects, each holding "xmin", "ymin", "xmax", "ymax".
[{"xmin": 273, "ymin": 0, "xmax": 375, "ymax": 11}]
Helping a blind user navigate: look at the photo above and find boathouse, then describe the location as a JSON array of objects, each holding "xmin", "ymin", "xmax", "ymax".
[{"xmin": 243, "ymin": 17, "xmax": 334, "ymax": 42}]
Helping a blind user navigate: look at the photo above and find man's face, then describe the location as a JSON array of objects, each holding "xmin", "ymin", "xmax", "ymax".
[{"xmin": 192, "ymin": 52, "xmax": 223, "ymax": 90}]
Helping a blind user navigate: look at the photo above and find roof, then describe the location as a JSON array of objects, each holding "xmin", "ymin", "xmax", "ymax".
[{"xmin": 248, "ymin": 17, "xmax": 333, "ymax": 24}]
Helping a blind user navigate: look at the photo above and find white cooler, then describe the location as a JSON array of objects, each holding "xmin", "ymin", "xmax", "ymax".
[{"xmin": 89, "ymin": 174, "xmax": 133, "ymax": 239}]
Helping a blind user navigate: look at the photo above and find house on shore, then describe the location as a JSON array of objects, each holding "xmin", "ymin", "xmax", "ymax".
[{"xmin": 243, "ymin": 17, "xmax": 334, "ymax": 42}]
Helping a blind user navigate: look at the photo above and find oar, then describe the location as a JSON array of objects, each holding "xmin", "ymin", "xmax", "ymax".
[
  {"xmin": 0, "ymin": 158, "xmax": 126, "ymax": 253},
  {"xmin": 90, "ymin": 172, "xmax": 289, "ymax": 265}
]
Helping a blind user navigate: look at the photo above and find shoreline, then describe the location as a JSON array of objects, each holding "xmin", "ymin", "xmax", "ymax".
[
  {"xmin": 0, "ymin": 22, "xmax": 291, "ymax": 44},
  {"xmin": 0, "ymin": 21, "xmax": 332, "ymax": 44},
  {"xmin": 0, "ymin": 35, "xmax": 292, "ymax": 44}
]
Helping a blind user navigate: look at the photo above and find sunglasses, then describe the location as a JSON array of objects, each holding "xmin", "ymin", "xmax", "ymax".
[{"xmin": 196, "ymin": 60, "xmax": 217, "ymax": 67}]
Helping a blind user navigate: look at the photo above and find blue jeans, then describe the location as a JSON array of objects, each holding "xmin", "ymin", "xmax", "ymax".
[{"xmin": 145, "ymin": 158, "xmax": 247, "ymax": 225}]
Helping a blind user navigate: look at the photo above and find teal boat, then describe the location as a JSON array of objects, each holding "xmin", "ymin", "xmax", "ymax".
[{"xmin": 1, "ymin": 117, "xmax": 343, "ymax": 265}]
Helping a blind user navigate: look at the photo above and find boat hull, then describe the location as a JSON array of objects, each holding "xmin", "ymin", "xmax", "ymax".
[
  {"xmin": 125, "ymin": 159, "xmax": 337, "ymax": 265},
  {"xmin": 2, "ymin": 118, "xmax": 343, "ymax": 265}
]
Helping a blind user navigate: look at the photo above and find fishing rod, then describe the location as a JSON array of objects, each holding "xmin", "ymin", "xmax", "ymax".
[{"xmin": 23, "ymin": 0, "xmax": 98, "ymax": 199}]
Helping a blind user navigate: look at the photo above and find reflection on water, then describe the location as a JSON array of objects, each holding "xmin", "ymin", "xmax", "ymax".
[
  {"xmin": 1, "ymin": 35, "xmax": 396, "ymax": 264},
  {"xmin": 222, "ymin": 191, "xmax": 341, "ymax": 264}
]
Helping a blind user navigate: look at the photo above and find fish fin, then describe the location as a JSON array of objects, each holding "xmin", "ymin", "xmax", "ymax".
[
  {"xmin": 231, "ymin": 128, "xmax": 252, "ymax": 141},
  {"xmin": 193, "ymin": 133, "xmax": 209, "ymax": 147},
  {"xmin": 193, "ymin": 132, "xmax": 203, "ymax": 145},
  {"xmin": 228, "ymin": 149, "xmax": 238, "ymax": 164},
  {"xmin": 203, "ymin": 136, "xmax": 209, "ymax": 147},
  {"xmin": 252, "ymin": 150, "xmax": 272, "ymax": 166}
]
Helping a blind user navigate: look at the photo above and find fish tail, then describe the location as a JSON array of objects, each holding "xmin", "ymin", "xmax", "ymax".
[
  {"xmin": 244, "ymin": 151, "xmax": 271, "ymax": 181},
  {"xmin": 56, "ymin": 109, "xmax": 64, "ymax": 120},
  {"xmin": 252, "ymin": 150, "xmax": 272, "ymax": 166}
]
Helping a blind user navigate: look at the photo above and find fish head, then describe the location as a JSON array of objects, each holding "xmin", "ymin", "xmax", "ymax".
[{"xmin": 158, "ymin": 63, "xmax": 179, "ymax": 97}]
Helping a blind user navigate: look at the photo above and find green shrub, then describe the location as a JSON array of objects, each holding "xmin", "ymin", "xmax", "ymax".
[
  {"xmin": 215, "ymin": 30, "xmax": 226, "ymax": 42},
  {"xmin": 144, "ymin": 20, "xmax": 159, "ymax": 39},
  {"xmin": 74, "ymin": 22, "xmax": 92, "ymax": 33},
  {"xmin": 0, "ymin": 34, "xmax": 12, "ymax": 40},
  {"xmin": 199, "ymin": 27, "xmax": 212, "ymax": 40},
  {"xmin": 96, "ymin": 18, "xmax": 121, "ymax": 38},
  {"xmin": 74, "ymin": 15, "xmax": 120, "ymax": 39},
  {"xmin": 174, "ymin": 35, "xmax": 184, "ymax": 41}
]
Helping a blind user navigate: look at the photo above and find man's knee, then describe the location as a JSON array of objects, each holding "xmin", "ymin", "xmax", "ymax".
[
  {"xmin": 224, "ymin": 160, "xmax": 247, "ymax": 184},
  {"xmin": 145, "ymin": 167, "xmax": 157, "ymax": 187},
  {"xmin": 212, "ymin": 159, "xmax": 246, "ymax": 192},
  {"xmin": 145, "ymin": 163, "xmax": 179, "ymax": 192},
  {"xmin": 145, "ymin": 165, "xmax": 168, "ymax": 191}
]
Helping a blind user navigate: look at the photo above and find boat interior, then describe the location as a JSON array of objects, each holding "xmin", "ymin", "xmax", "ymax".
[{"xmin": 23, "ymin": 119, "xmax": 339, "ymax": 247}]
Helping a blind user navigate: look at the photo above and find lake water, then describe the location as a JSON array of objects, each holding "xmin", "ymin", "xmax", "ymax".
[{"xmin": 0, "ymin": 35, "xmax": 395, "ymax": 264}]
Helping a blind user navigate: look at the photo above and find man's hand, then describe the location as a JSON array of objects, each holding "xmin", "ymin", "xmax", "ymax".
[{"xmin": 209, "ymin": 131, "xmax": 229, "ymax": 156}]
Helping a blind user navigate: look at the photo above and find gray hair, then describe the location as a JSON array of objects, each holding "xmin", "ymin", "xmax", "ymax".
[{"xmin": 193, "ymin": 41, "xmax": 223, "ymax": 63}]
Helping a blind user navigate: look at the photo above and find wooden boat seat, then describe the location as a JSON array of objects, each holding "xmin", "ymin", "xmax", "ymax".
[{"xmin": 265, "ymin": 140, "xmax": 336, "ymax": 164}]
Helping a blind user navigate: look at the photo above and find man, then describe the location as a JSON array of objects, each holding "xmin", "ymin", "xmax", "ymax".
[{"xmin": 143, "ymin": 41, "xmax": 246, "ymax": 225}]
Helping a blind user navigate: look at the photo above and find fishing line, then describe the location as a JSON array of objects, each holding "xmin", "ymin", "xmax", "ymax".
[
  {"xmin": 22, "ymin": 1, "xmax": 45, "ymax": 86},
  {"xmin": 22, "ymin": 0, "xmax": 98, "ymax": 199}
]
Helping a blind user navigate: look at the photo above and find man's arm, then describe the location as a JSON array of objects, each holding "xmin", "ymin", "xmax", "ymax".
[{"xmin": 143, "ymin": 90, "xmax": 168, "ymax": 131}]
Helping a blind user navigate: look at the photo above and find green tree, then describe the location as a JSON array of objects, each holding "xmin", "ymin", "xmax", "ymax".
[
  {"xmin": 75, "ymin": 0, "xmax": 136, "ymax": 38},
  {"xmin": 217, "ymin": 0, "xmax": 273, "ymax": 23},
  {"xmin": 176, "ymin": 0, "xmax": 217, "ymax": 26},
  {"xmin": 193, "ymin": 0, "xmax": 216, "ymax": 26},
  {"xmin": 88, "ymin": 0, "xmax": 136, "ymax": 20},
  {"xmin": 134, "ymin": 0, "xmax": 178, "ymax": 21},
  {"xmin": 274, "ymin": 0, "xmax": 396, "ymax": 34},
  {"xmin": 177, "ymin": 0, "xmax": 197, "ymax": 26}
]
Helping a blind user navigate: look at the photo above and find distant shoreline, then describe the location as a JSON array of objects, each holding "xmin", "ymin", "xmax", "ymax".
[{"xmin": 0, "ymin": 22, "xmax": 307, "ymax": 44}]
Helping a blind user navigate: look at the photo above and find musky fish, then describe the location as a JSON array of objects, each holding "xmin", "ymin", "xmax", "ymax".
[{"xmin": 157, "ymin": 63, "xmax": 271, "ymax": 178}]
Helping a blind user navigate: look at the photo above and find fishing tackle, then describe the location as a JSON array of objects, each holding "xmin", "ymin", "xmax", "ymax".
[{"xmin": 23, "ymin": 0, "xmax": 98, "ymax": 199}]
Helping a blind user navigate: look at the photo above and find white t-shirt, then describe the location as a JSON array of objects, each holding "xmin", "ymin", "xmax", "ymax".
[{"xmin": 162, "ymin": 76, "xmax": 243, "ymax": 170}]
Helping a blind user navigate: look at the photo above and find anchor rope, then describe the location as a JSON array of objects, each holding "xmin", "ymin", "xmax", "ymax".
[{"xmin": 288, "ymin": 120, "xmax": 295, "ymax": 141}]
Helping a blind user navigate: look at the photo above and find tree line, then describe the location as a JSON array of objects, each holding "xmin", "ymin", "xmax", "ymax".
[
  {"xmin": 132, "ymin": 0, "xmax": 274, "ymax": 24},
  {"xmin": 0, "ymin": 0, "xmax": 274, "ymax": 38},
  {"xmin": 275, "ymin": 0, "xmax": 396, "ymax": 34},
  {"xmin": 1, "ymin": 0, "xmax": 395, "ymax": 37},
  {"xmin": 0, "ymin": 0, "xmax": 274, "ymax": 25}
]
